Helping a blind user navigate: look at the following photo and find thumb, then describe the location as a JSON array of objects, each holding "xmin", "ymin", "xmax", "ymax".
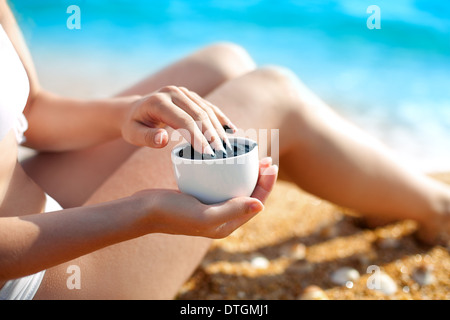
[
  {"xmin": 149, "ymin": 128, "xmax": 169, "ymax": 148},
  {"xmin": 209, "ymin": 197, "xmax": 264, "ymax": 225},
  {"xmin": 209, "ymin": 198, "xmax": 264, "ymax": 238},
  {"xmin": 125, "ymin": 122, "xmax": 169, "ymax": 148}
]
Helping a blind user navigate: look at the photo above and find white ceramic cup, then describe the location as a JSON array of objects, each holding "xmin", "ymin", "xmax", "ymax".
[{"xmin": 171, "ymin": 137, "xmax": 259, "ymax": 204}]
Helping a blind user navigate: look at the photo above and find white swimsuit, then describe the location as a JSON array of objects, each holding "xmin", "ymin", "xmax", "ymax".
[
  {"xmin": 0, "ymin": 24, "xmax": 29, "ymax": 143},
  {"xmin": 0, "ymin": 24, "xmax": 59, "ymax": 300}
]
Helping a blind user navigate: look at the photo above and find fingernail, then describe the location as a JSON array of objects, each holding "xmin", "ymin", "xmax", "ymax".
[
  {"xmin": 248, "ymin": 201, "xmax": 264, "ymax": 213},
  {"xmin": 261, "ymin": 164, "xmax": 279, "ymax": 176},
  {"xmin": 260, "ymin": 157, "xmax": 273, "ymax": 165},
  {"xmin": 222, "ymin": 136, "xmax": 233, "ymax": 151},
  {"xmin": 204, "ymin": 145, "xmax": 215, "ymax": 156},
  {"xmin": 212, "ymin": 139, "xmax": 227, "ymax": 154},
  {"xmin": 154, "ymin": 131, "xmax": 164, "ymax": 145},
  {"xmin": 223, "ymin": 124, "xmax": 236, "ymax": 133},
  {"xmin": 229, "ymin": 123, "xmax": 238, "ymax": 132},
  {"xmin": 218, "ymin": 144, "xmax": 227, "ymax": 154},
  {"xmin": 273, "ymin": 164, "xmax": 279, "ymax": 173},
  {"xmin": 269, "ymin": 164, "xmax": 279, "ymax": 174}
]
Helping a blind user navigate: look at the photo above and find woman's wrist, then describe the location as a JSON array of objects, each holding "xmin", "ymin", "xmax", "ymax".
[
  {"xmin": 123, "ymin": 190, "xmax": 167, "ymax": 238},
  {"xmin": 107, "ymin": 95, "xmax": 142, "ymax": 138},
  {"xmin": 83, "ymin": 193, "xmax": 157, "ymax": 244}
]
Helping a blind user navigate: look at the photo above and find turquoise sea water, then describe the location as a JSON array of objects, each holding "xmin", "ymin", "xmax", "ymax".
[{"xmin": 9, "ymin": 0, "xmax": 450, "ymax": 171}]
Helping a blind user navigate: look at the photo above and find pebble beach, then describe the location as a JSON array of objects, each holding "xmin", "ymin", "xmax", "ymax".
[{"xmin": 177, "ymin": 173, "xmax": 450, "ymax": 300}]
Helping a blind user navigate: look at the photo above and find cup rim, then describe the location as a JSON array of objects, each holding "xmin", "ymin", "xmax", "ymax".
[{"xmin": 171, "ymin": 137, "xmax": 258, "ymax": 164}]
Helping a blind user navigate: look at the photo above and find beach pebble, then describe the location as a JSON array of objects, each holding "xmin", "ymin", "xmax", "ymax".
[
  {"xmin": 287, "ymin": 261, "xmax": 314, "ymax": 274},
  {"xmin": 412, "ymin": 264, "xmax": 435, "ymax": 286},
  {"xmin": 298, "ymin": 285, "xmax": 329, "ymax": 300},
  {"xmin": 367, "ymin": 272, "xmax": 398, "ymax": 295},
  {"xmin": 281, "ymin": 243, "xmax": 306, "ymax": 260},
  {"xmin": 375, "ymin": 237, "xmax": 401, "ymax": 249},
  {"xmin": 330, "ymin": 267, "xmax": 360, "ymax": 286},
  {"xmin": 250, "ymin": 255, "xmax": 269, "ymax": 269},
  {"xmin": 320, "ymin": 224, "xmax": 339, "ymax": 238},
  {"xmin": 356, "ymin": 254, "xmax": 372, "ymax": 267}
]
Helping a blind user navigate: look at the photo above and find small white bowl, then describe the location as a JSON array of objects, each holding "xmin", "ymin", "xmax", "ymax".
[{"xmin": 171, "ymin": 137, "xmax": 259, "ymax": 204}]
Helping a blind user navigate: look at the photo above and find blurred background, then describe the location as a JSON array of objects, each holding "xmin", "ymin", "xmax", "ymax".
[{"xmin": 9, "ymin": 0, "xmax": 450, "ymax": 172}]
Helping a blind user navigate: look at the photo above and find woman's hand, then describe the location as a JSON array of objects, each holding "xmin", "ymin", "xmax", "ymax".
[
  {"xmin": 121, "ymin": 86, "xmax": 237, "ymax": 155},
  {"xmin": 133, "ymin": 158, "xmax": 278, "ymax": 239}
]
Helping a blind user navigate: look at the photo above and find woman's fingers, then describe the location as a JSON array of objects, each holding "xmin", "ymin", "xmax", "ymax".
[
  {"xmin": 184, "ymin": 196, "xmax": 263, "ymax": 239},
  {"xmin": 214, "ymin": 209, "xmax": 272, "ymax": 238},
  {"xmin": 195, "ymin": 160, "xmax": 278, "ymax": 237},
  {"xmin": 194, "ymin": 91, "xmax": 237, "ymax": 133},
  {"xmin": 178, "ymin": 87, "xmax": 233, "ymax": 149},
  {"xmin": 122, "ymin": 121, "xmax": 169, "ymax": 148},
  {"xmin": 159, "ymin": 86, "xmax": 227, "ymax": 153},
  {"xmin": 205, "ymin": 197, "xmax": 263, "ymax": 226},
  {"xmin": 148, "ymin": 189, "xmax": 264, "ymax": 238},
  {"xmin": 143, "ymin": 90, "xmax": 215, "ymax": 155},
  {"xmin": 259, "ymin": 157, "xmax": 273, "ymax": 172},
  {"xmin": 125, "ymin": 85, "xmax": 237, "ymax": 154},
  {"xmin": 251, "ymin": 159, "xmax": 278, "ymax": 203}
]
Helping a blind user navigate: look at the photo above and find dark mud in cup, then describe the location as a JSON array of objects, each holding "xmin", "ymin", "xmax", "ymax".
[{"xmin": 178, "ymin": 140, "xmax": 258, "ymax": 160}]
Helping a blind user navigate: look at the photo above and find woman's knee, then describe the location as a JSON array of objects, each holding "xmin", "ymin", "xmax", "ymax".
[
  {"xmin": 253, "ymin": 66, "xmax": 304, "ymax": 93},
  {"xmin": 194, "ymin": 42, "xmax": 256, "ymax": 81},
  {"xmin": 239, "ymin": 66, "xmax": 307, "ymax": 110},
  {"xmin": 253, "ymin": 65, "xmax": 325, "ymax": 118}
]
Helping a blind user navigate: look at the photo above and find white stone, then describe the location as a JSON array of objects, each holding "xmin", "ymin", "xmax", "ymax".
[
  {"xmin": 376, "ymin": 237, "xmax": 400, "ymax": 249},
  {"xmin": 370, "ymin": 272, "xmax": 398, "ymax": 295},
  {"xmin": 250, "ymin": 255, "xmax": 269, "ymax": 269},
  {"xmin": 412, "ymin": 265, "xmax": 435, "ymax": 286},
  {"xmin": 330, "ymin": 267, "xmax": 360, "ymax": 286},
  {"xmin": 281, "ymin": 243, "xmax": 306, "ymax": 260},
  {"xmin": 298, "ymin": 286, "xmax": 329, "ymax": 300}
]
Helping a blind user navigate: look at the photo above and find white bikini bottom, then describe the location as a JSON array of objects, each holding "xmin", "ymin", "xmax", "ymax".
[{"xmin": 0, "ymin": 194, "xmax": 62, "ymax": 300}]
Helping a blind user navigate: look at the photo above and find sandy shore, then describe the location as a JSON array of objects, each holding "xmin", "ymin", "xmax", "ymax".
[{"xmin": 177, "ymin": 173, "xmax": 450, "ymax": 300}]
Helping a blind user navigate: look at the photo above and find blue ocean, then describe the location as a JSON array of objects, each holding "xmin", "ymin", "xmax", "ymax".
[{"xmin": 9, "ymin": 0, "xmax": 450, "ymax": 172}]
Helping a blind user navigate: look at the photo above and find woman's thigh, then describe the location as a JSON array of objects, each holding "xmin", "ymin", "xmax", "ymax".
[{"xmin": 34, "ymin": 137, "xmax": 213, "ymax": 299}]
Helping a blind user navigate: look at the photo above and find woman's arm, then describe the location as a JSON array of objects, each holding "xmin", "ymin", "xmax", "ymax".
[
  {"xmin": 23, "ymin": 91, "xmax": 137, "ymax": 151},
  {"xmin": 3, "ymin": 1, "xmax": 234, "ymax": 152},
  {"xmin": 0, "ymin": 161, "xmax": 277, "ymax": 281},
  {"xmin": 24, "ymin": 85, "xmax": 237, "ymax": 153},
  {"xmin": 23, "ymin": 87, "xmax": 236, "ymax": 152},
  {"xmin": 0, "ymin": 195, "xmax": 142, "ymax": 281},
  {"xmin": 2, "ymin": 2, "xmax": 131, "ymax": 150}
]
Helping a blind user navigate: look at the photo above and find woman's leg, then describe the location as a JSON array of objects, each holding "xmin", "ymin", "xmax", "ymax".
[
  {"xmin": 118, "ymin": 43, "xmax": 256, "ymax": 97},
  {"xmin": 205, "ymin": 66, "xmax": 450, "ymax": 244}
]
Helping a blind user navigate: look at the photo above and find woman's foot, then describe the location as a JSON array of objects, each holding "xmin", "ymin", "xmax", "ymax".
[
  {"xmin": 415, "ymin": 210, "xmax": 450, "ymax": 246},
  {"xmin": 353, "ymin": 192, "xmax": 450, "ymax": 246}
]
